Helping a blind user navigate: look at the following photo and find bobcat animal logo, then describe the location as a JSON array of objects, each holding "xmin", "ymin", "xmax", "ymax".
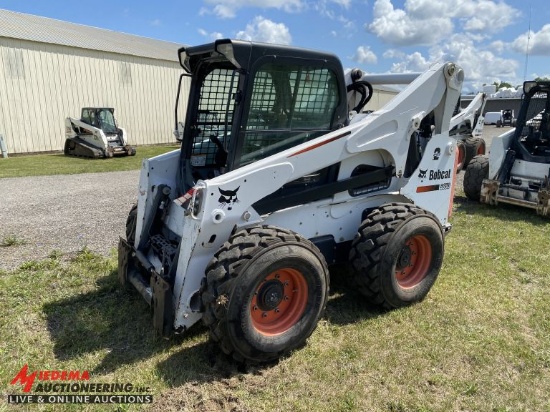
[
  {"xmin": 218, "ymin": 187, "xmax": 240, "ymax": 210},
  {"xmin": 418, "ymin": 169, "xmax": 427, "ymax": 179}
]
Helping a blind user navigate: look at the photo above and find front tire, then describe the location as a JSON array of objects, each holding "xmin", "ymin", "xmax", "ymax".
[
  {"xmin": 202, "ymin": 225, "xmax": 329, "ymax": 364},
  {"xmin": 349, "ymin": 203, "xmax": 444, "ymax": 310}
]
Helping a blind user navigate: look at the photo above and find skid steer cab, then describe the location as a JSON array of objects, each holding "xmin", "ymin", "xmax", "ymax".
[
  {"xmin": 64, "ymin": 108, "xmax": 136, "ymax": 158},
  {"xmin": 118, "ymin": 39, "xmax": 465, "ymax": 364}
]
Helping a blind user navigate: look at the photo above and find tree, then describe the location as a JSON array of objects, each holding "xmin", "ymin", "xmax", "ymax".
[{"xmin": 493, "ymin": 81, "xmax": 513, "ymax": 90}]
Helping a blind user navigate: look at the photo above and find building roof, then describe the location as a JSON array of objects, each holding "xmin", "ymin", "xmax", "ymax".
[{"xmin": 0, "ymin": 9, "xmax": 182, "ymax": 62}]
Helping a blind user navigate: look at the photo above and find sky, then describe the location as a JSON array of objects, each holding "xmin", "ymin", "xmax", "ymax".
[{"xmin": 1, "ymin": 0, "xmax": 549, "ymax": 93}]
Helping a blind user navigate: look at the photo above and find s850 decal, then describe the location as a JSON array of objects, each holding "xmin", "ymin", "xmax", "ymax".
[{"xmin": 416, "ymin": 182, "xmax": 451, "ymax": 193}]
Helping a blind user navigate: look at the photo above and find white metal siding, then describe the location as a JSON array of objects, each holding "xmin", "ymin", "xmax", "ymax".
[{"xmin": 0, "ymin": 37, "xmax": 189, "ymax": 154}]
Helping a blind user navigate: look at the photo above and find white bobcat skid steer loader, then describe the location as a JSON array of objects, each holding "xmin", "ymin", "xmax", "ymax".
[
  {"xmin": 64, "ymin": 107, "xmax": 136, "ymax": 158},
  {"xmin": 118, "ymin": 39, "xmax": 465, "ymax": 364},
  {"xmin": 464, "ymin": 80, "xmax": 550, "ymax": 216}
]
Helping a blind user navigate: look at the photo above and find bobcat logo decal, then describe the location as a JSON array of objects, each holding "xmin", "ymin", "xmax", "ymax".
[
  {"xmin": 218, "ymin": 187, "xmax": 240, "ymax": 210},
  {"xmin": 418, "ymin": 169, "xmax": 427, "ymax": 179}
]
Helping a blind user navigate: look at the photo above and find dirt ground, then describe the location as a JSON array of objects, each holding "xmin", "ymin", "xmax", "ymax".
[{"xmin": 0, "ymin": 170, "xmax": 139, "ymax": 271}]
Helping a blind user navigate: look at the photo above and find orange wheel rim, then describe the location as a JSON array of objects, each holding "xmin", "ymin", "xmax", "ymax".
[
  {"xmin": 476, "ymin": 143, "xmax": 485, "ymax": 156},
  {"xmin": 395, "ymin": 235, "xmax": 432, "ymax": 288},
  {"xmin": 250, "ymin": 268, "xmax": 308, "ymax": 336}
]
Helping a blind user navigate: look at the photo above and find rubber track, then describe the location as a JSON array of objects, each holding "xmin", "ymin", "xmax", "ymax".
[{"xmin": 349, "ymin": 203, "xmax": 436, "ymax": 310}]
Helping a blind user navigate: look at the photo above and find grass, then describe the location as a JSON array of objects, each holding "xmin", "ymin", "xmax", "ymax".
[
  {"xmin": 1, "ymin": 189, "xmax": 549, "ymax": 411},
  {"xmin": 0, "ymin": 145, "xmax": 180, "ymax": 178},
  {"xmin": 0, "ymin": 234, "xmax": 26, "ymax": 247}
]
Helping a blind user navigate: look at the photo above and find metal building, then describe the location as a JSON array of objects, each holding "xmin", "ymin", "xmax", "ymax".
[{"xmin": 0, "ymin": 9, "xmax": 187, "ymax": 155}]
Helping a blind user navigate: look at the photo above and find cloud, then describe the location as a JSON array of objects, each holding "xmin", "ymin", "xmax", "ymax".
[
  {"xmin": 202, "ymin": 0, "xmax": 304, "ymax": 19},
  {"xmin": 455, "ymin": 0, "xmax": 520, "ymax": 33},
  {"xmin": 367, "ymin": 0, "xmax": 453, "ymax": 46},
  {"xmin": 511, "ymin": 24, "xmax": 550, "ymax": 56},
  {"xmin": 352, "ymin": 46, "xmax": 378, "ymax": 64},
  {"xmin": 316, "ymin": 0, "xmax": 352, "ymax": 15},
  {"xmin": 329, "ymin": 0, "xmax": 352, "ymax": 7},
  {"xmin": 489, "ymin": 40, "xmax": 505, "ymax": 54},
  {"xmin": 388, "ymin": 34, "xmax": 519, "ymax": 90},
  {"xmin": 367, "ymin": 0, "xmax": 520, "ymax": 47},
  {"xmin": 442, "ymin": 36, "xmax": 518, "ymax": 84},
  {"xmin": 236, "ymin": 16, "xmax": 292, "ymax": 44},
  {"xmin": 382, "ymin": 49, "xmax": 405, "ymax": 59},
  {"xmin": 389, "ymin": 52, "xmax": 432, "ymax": 73},
  {"xmin": 150, "ymin": 19, "xmax": 161, "ymax": 27},
  {"xmin": 198, "ymin": 28, "xmax": 224, "ymax": 40},
  {"xmin": 314, "ymin": 0, "xmax": 356, "ymax": 39}
]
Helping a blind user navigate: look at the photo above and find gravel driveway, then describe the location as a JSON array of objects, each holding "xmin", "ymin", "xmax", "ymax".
[
  {"xmin": 0, "ymin": 170, "xmax": 140, "ymax": 271},
  {"xmin": 0, "ymin": 126, "xmax": 504, "ymax": 272}
]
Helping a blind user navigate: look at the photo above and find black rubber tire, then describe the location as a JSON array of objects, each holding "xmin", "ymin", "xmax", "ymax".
[
  {"xmin": 463, "ymin": 155, "xmax": 489, "ymax": 201},
  {"xmin": 456, "ymin": 141, "xmax": 466, "ymax": 172},
  {"xmin": 464, "ymin": 137, "xmax": 486, "ymax": 168},
  {"xmin": 349, "ymin": 203, "xmax": 444, "ymax": 310},
  {"xmin": 126, "ymin": 204, "xmax": 138, "ymax": 246},
  {"xmin": 202, "ymin": 225, "xmax": 329, "ymax": 364}
]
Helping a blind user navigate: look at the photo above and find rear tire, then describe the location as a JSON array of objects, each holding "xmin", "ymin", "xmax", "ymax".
[
  {"xmin": 349, "ymin": 203, "xmax": 444, "ymax": 310},
  {"xmin": 463, "ymin": 155, "xmax": 489, "ymax": 201},
  {"xmin": 464, "ymin": 137, "xmax": 486, "ymax": 168},
  {"xmin": 202, "ymin": 225, "xmax": 329, "ymax": 364}
]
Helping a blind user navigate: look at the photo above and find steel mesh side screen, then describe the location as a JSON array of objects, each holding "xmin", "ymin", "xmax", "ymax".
[{"xmin": 190, "ymin": 69, "xmax": 238, "ymax": 167}]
